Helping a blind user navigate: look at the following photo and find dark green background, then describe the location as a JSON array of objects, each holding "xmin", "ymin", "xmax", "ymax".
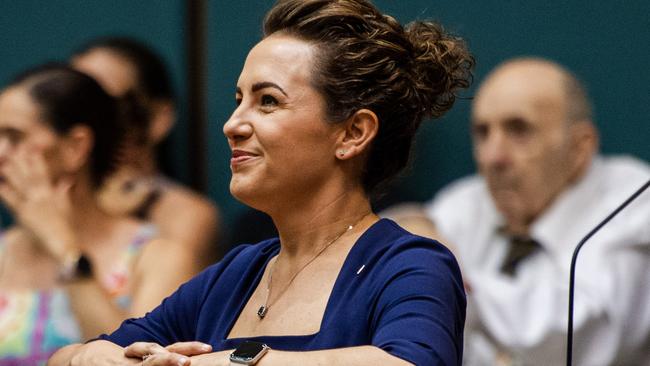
[{"xmin": 2, "ymin": 1, "xmax": 649, "ymax": 229}]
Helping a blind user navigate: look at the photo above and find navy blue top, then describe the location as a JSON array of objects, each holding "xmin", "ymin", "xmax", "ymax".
[{"xmin": 100, "ymin": 219, "xmax": 465, "ymax": 365}]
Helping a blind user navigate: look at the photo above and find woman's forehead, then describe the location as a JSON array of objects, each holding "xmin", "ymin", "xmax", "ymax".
[
  {"xmin": 0, "ymin": 87, "xmax": 40, "ymax": 122},
  {"xmin": 238, "ymin": 35, "xmax": 316, "ymax": 90}
]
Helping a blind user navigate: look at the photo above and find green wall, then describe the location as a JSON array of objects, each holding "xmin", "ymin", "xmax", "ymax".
[{"xmin": 1, "ymin": 1, "xmax": 649, "ymax": 229}]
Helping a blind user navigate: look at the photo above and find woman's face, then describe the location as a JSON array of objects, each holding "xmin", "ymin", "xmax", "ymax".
[
  {"xmin": 223, "ymin": 34, "xmax": 341, "ymax": 210},
  {"xmin": 0, "ymin": 86, "xmax": 63, "ymax": 182}
]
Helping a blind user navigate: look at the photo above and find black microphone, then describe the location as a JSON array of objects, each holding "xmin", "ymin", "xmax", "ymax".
[{"xmin": 566, "ymin": 179, "xmax": 650, "ymax": 366}]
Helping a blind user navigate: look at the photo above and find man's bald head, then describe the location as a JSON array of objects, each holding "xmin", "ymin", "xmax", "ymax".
[
  {"xmin": 480, "ymin": 58, "xmax": 593, "ymax": 125},
  {"xmin": 471, "ymin": 58, "xmax": 598, "ymax": 235}
]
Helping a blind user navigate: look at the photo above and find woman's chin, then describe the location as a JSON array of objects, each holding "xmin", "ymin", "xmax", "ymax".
[{"xmin": 230, "ymin": 180, "xmax": 261, "ymax": 207}]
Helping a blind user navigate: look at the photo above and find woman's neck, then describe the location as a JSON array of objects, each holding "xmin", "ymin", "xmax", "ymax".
[
  {"xmin": 68, "ymin": 179, "xmax": 123, "ymax": 251},
  {"xmin": 270, "ymin": 184, "xmax": 374, "ymax": 259},
  {"xmin": 123, "ymin": 144, "xmax": 158, "ymax": 176}
]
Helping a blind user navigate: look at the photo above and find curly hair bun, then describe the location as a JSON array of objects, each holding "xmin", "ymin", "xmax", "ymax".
[{"xmin": 405, "ymin": 21, "xmax": 474, "ymax": 119}]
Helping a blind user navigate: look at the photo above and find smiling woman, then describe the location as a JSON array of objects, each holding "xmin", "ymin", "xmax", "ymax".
[
  {"xmin": 225, "ymin": 35, "xmax": 338, "ymax": 215},
  {"xmin": 49, "ymin": 1, "xmax": 474, "ymax": 365}
]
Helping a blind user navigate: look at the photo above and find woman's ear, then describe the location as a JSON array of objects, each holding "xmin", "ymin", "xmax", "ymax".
[
  {"xmin": 148, "ymin": 101, "xmax": 175, "ymax": 145},
  {"xmin": 60, "ymin": 125, "xmax": 94, "ymax": 172},
  {"xmin": 335, "ymin": 108, "xmax": 379, "ymax": 160}
]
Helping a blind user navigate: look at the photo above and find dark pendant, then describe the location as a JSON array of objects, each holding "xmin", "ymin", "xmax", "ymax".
[{"xmin": 257, "ymin": 305, "xmax": 268, "ymax": 319}]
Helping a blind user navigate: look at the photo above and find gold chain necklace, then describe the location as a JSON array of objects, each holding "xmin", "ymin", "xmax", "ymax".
[{"xmin": 257, "ymin": 213, "xmax": 370, "ymax": 319}]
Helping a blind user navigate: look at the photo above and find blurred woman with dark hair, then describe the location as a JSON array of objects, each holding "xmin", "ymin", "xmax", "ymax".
[
  {"xmin": 51, "ymin": 0, "xmax": 474, "ymax": 365},
  {"xmin": 0, "ymin": 65, "xmax": 197, "ymax": 364},
  {"xmin": 71, "ymin": 37, "xmax": 220, "ymax": 267}
]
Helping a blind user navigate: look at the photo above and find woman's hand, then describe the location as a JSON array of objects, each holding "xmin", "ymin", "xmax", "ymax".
[
  {"xmin": 188, "ymin": 352, "xmax": 232, "ymax": 366},
  {"xmin": 124, "ymin": 341, "xmax": 215, "ymax": 366},
  {"xmin": 0, "ymin": 146, "xmax": 76, "ymax": 261}
]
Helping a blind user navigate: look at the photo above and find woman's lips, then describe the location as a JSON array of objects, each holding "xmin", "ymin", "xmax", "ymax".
[{"xmin": 230, "ymin": 149, "xmax": 259, "ymax": 167}]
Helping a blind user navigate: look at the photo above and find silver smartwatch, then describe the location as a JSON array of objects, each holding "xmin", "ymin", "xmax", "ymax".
[{"xmin": 229, "ymin": 341, "xmax": 270, "ymax": 365}]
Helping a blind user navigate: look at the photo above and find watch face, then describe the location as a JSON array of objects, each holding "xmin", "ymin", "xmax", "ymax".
[{"xmin": 231, "ymin": 341, "xmax": 267, "ymax": 362}]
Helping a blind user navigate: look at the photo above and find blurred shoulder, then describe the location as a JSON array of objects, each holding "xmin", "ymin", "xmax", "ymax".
[
  {"xmin": 430, "ymin": 175, "xmax": 486, "ymax": 205},
  {"xmin": 150, "ymin": 180, "xmax": 221, "ymax": 251},
  {"xmin": 425, "ymin": 174, "xmax": 491, "ymax": 219},
  {"xmin": 599, "ymin": 155, "xmax": 650, "ymax": 185},
  {"xmin": 593, "ymin": 155, "xmax": 650, "ymax": 207},
  {"xmin": 156, "ymin": 182, "xmax": 220, "ymax": 221}
]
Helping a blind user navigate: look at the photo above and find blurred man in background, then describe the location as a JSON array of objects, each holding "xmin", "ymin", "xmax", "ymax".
[{"xmin": 388, "ymin": 58, "xmax": 650, "ymax": 365}]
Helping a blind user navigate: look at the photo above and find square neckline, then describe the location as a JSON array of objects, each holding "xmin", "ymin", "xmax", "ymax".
[{"xmin": 222, "ymin": 218, "xmax": 389, "ymax": 342}]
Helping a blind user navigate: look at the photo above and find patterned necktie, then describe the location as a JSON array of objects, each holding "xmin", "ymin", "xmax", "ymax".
[{"xmin": 500, "ymin": 235, "xmax": 541, "ymax": 276}]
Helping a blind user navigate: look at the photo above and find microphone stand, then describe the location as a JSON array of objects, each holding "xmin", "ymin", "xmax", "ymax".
[{"xmin": 566, "ymin": 179, "xmax": 650, "ymax": 366}]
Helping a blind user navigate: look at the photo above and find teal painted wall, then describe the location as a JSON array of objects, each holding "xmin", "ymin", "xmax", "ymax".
[
  {"xmin": 376, "ymin": 1, "xmax": 650, "ymax": 203},
  {"xmin": 208, "ymin": 1, "xmax": 650, "ymax": 224},
  {"xmin": 2, "ymin": 1, "xmax": 649, "ymax": 228},
  {"xmin": 207, "ymin": 1, "xmax": 276, "ymax": 226}
]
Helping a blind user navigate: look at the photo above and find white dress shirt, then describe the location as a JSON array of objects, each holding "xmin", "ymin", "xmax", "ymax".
[{"xmin": 426, "ymin": 156, "xmax": 650, "ymax": 366}]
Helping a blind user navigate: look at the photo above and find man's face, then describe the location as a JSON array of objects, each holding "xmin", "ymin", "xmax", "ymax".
[{"xmin": 471, "ymin": 64, "xmax": 580, "ymax": 232}]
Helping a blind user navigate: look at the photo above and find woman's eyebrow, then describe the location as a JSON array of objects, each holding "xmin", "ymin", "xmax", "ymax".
[{"xmin": 252, "ymin": 81, "xmax": 288, "ymax": 97}]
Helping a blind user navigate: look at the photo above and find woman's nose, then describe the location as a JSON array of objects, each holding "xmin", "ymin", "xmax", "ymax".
[{"xmin": 223, "ymin": 108, "xmax": 253, "ymax": 143}]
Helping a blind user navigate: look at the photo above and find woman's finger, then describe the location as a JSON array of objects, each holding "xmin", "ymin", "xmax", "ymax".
[
  {"xmin": 142, "ymin": 352, "xmax": 191, "ymax": 366},
  {"xmin": 166, "ymin": 341, "xmax": 212, "ymax": 356},
  {"xmin": 0, "ymin": 183, "xmax": 21, "ymax": 210},
  {"xmin": 0, "ymin": 157, "xmax": 28, "ymax": 198},
  {"xmin": 124, "ymin": 341, "xmax": 168, "ymax": 358},
  {"xmin": 10, "ymin": 145, "xmax": 34, "ymax": 188},
  {"xmin": 27, "ymin": 147, "xmax": 51, "ymax": 187}
]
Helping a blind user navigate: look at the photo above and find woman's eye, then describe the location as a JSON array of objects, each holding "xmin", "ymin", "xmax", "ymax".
[
  {"xmin": 261, "ymin": 95, "xmax": 278, "ymax": 107},
  {"xmin": 235, "ymin": 97, "xmax": 242, "ymax": 106}
]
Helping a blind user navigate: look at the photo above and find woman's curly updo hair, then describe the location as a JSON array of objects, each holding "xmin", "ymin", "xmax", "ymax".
[{"xmin": 264, "ymin": 0, "xmax": 474, "ymax": 193}]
